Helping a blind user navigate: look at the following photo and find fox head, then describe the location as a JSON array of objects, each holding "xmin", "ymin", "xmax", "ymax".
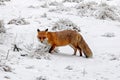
[{"xmin": 37, "ymin": 29, "xmax": 48, "ymax": 43}]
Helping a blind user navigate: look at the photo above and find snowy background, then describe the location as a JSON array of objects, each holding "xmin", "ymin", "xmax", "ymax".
[{"xmin": 0, "ymin": 0, "xmax": 120, "ymax": 80}]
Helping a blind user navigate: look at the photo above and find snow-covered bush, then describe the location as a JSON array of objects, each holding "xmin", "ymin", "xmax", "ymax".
[
  {"xmin": 0, "ymin": 0, "xmax": 10, "ymax": 5},
  {"xmin": 0, "ymin": 20, "xmax": 6, "ymax": 44},
  {"xmin": 28, "ymin": 5, "xmax": 39, "ymax": 9},
  {"xmin": 30, "ymin": 45, "xmax": 51, "ymax": 59},
  {"xmin": 102, "ymin": 32, "xmax": 115, "ymax": 38},
  {"xmin": 41, "ymin": 3, "xmax": 49, "ymax": 8},
  {"xmin": 109, "ymin": 54, "xmax": 120, "ymax": 61},
  {"xmin": 57, "ymin": 6, "xmax": 70, "ymax": 12},
  {"xmin": 0, "ymin": 20, "xmax": 5, "ymax": 33},
  {"xmin": 49, "ymin": 1, "xmax": 63, "ymax": 6},
  {"xmin": 75, "ymin": 1, "xmax": 97, "ymax": 9},
  {"xmin": 75, "ymin": 1, "xmax": 120, "ymax": 21},
  {"xmin": 41, "ymin": 13, "xmax": 47, "ymax": 18},
  {"xmin": 0, "ymin": 1, "xmax": 5, "ymax": 5},
  {"xmin": 8, "ymin": 18, "xmax": 30, "ymax": 25},
  {"xmin": 75, "ymin": 1, "xmax": 97, "ymax": 16},
  {"xmin": 0, "ymin": 49, "xmax": 12, "ymax": 72},
  {"xmin": 0, "ymin": 64, "xmax": 12, "ymax": 72},
  {"xmin": 34, "ymin": 44, "xmax": 59, "ymax": 59},
  {"xmin": 51, "ymin": 19, "xmax": 81, "ymax": 32},
  {"xmin": 49, "ymin": 5, "xmax": 70, "ymax": 13},
  {"xmin": 0, "ymin": 32, "xmax": 14, "ymax": 45},
  {"xmin": 65, "ymin": 65, "xmax": 73, "ymax": 70},
  {"xmin": 24, "ymin": 43, "xmax": 59, "ymax": 60},
  {"xmin": 36, "ymin": 76, "xmax": 47, "ymax": 80},
  {"xmin": 93, "ymin": 3, "xmax": 120, "ymax": 21},
  {"xmin": 63, "ymin": 0, "xmax": 83, "ymax": 3},
  {"xmin": 1, "ymin": 0, "xmax": 10, "ymax": 1}
]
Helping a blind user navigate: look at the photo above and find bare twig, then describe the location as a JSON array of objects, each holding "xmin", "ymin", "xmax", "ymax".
[
  {"xmin": 6, "ymin": 50, "xmax": 10, "ymax": 60},
  {"xmin": 13, "ymin": 44, "xmax": 22, "ymax": 52},
  {"xmin": 82, "ymin": 68, "xmax": 87, "ymax": 76}
]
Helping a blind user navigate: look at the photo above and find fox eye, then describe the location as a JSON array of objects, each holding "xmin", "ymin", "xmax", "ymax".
[
  {"xmin": 39, "ymin": 37, "xmax": 41, "ymax": 39},
  {"xmin": 43, "ymin": 37, "xmax": 46, "ymax": 39}
]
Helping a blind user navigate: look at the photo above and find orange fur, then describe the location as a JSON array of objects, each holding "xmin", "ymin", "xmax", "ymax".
[{"xmin": 37, "ymin": 29, "xmax": 93, "ymax": 58}]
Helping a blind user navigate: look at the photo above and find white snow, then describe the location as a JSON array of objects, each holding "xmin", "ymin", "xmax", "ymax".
[{"xmin": 0, "ymin": 0, "xmax": 120, "ymax": 80}]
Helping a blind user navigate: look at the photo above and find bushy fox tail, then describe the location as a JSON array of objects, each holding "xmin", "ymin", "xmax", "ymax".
[{"xmin": 78, "ymin": 36, "xmax": 93, "ymax": 58}]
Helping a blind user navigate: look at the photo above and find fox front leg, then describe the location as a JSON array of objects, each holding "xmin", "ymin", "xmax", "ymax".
[{"xmin": 49, "ymin": 45, "xmax": 55, "ymax": 53}]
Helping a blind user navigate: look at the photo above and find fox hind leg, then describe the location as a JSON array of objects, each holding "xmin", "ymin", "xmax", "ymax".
[
  {"xmin": 73, "ymin": 48, "xmax": 77, "ymax": 55},
  {"xmin": 77, "ymin": 46, "xmax": 82, "ymax": 56},
  {"xmin": 69, "ymin": 45, "xmax": 77, "ymax": 55}
]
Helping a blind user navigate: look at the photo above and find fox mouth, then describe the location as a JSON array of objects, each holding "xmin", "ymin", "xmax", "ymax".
[
  {"xmin": 41, "ymin": 39, "xmax": 48, "ymax": 45},
  {"xmin": 41, "ymin": 41, "xmax": 43, "ymax": 43}
]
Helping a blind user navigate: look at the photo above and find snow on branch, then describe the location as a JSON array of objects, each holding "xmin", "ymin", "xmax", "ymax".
[
  {"xmin": 8, "ymin": 17, "xmax": 30, "ymax": 25},
  {"xmin": 63, "ymin": 0, "xmax": 83, "ymax": 3},
  {"xmin": 0, "ymin": 20, "xmax": 6, "ymax": 33},
  {"xmin": 0, "ymin": 20, "xmax": 6, "ymax": 44},
  {"xmin": 0, "ymin": 0, "xmax": 11, "ymax": 5},
  {"xmin": 0, "ymin": 49, "xmax": 12, "ymax": 72},
  {"xmin": 51, "ymin": 19, "xmax": 81, "ymax": 32},
  {"xmin": 101, "ymin": 32, "xmax": 115, "ymax": 38}
]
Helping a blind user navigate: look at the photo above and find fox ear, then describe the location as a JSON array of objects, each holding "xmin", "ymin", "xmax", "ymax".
[
  {"xmin": 45, "ymin": 28, "xmax": 48, "ymax": 32},
  {"xmin": 37, "ymin": 29, "xmax": 40, "ymax": 32}
]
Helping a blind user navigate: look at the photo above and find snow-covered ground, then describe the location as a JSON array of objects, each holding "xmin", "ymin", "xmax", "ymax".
[{"xmin": 0, "ymin": 0, "xmax": 120, "ymax": 80}]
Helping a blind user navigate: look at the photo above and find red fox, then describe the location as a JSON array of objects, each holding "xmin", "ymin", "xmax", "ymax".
[{"xmin": 37, "ymin": 29, "xmax": 93, "ymax": 58}]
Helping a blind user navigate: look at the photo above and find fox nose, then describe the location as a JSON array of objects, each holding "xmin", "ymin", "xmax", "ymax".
[{"xmin": 41, "ymin": 41, "xmax": 43, "ymax": 43}]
